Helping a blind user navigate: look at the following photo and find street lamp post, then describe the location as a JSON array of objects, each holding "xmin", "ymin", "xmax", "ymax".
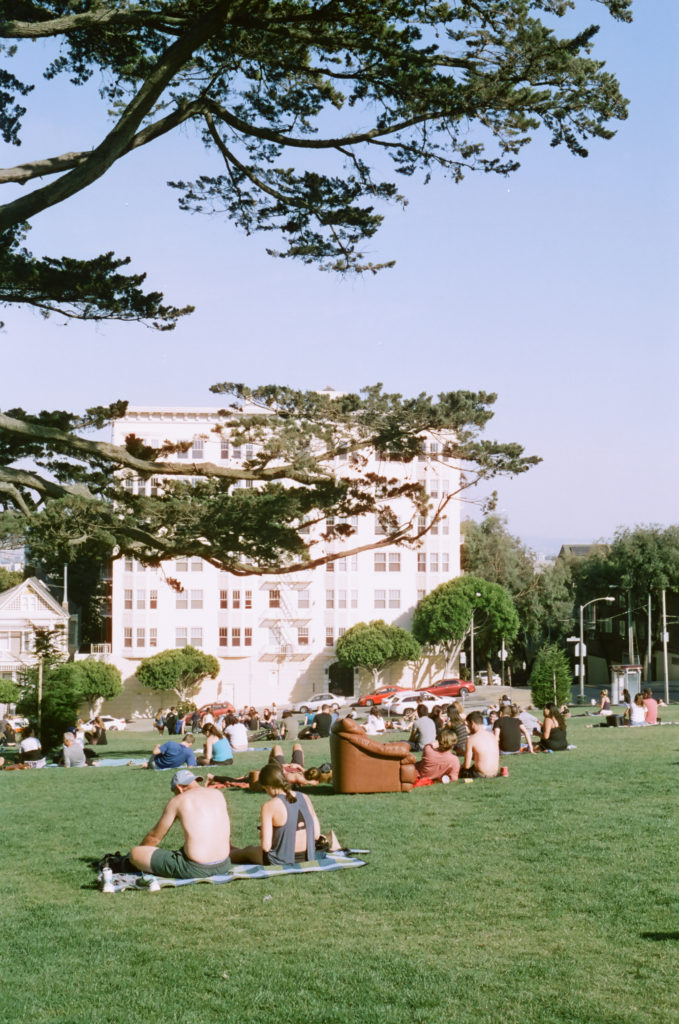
[
  {"xmin": 579, "ymin": 596, "xmax": 615, "ymax": 701},
  {"xmin": 469, "ymin": 591, "xmax": 482, "ymax": 685}
]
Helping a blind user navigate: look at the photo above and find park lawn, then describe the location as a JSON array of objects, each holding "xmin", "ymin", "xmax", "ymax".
[{"xmin": 2, "ymin": 717, "xmax": 678, "ymax": 1024}]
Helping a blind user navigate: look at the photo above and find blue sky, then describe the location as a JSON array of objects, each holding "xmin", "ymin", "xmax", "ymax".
[{"xmin": 2, "ymin": 1, "xmax": 677, "ymax": 555}]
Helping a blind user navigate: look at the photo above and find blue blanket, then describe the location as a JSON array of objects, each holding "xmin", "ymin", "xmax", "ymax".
[{"xmin": 99, "ymin": 850, "xmax": 367, "ymax": 892}]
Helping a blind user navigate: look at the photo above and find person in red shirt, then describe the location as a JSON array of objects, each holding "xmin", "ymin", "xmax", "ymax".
[{"xmin": 642, "ymin": 689, "xmax": 659, "ymax": 725}]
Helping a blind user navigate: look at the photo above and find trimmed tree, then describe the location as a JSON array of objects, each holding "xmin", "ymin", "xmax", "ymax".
[
  {"xmin": 336, "ymin": 620, "xmax": 421, "ymax": 690},
  {"xmin": 77, "ymin": 660, "xmax": 123, "ymax": 718},
  {"xmin": 136, "ymin": 647, "xmax": 219, "ymax": 703},
  {"xmin": 529, "ymin": 644, "xmax": 572, "ymax": 708},
  {"xmin": 413, "ymin": 576, "xmax": 519, "ymax": 675}
]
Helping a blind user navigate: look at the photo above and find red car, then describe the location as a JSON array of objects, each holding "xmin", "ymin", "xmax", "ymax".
[
  {"xmin": 355, "ymin": 685, "xmax": 409, "ymax": 707},
  {"xmin": 183, "ymin": 702, "xmax": 235, "ymax": 726},
  {"xmin": 425, "ymin": 679, "xmax": 476, "ymax": 699}
]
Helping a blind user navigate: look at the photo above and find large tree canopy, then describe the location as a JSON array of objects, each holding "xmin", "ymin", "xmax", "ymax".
[
  {"xmin": 0, "ymin": 1, "xmax": 630, "ymax": 326},
  {"xmin": 0, "ymin": 383, "xmax": 540, "ymax": 575}
]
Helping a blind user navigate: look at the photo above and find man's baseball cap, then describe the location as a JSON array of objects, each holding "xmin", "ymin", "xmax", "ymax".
[{"xmin": 171, "ymin": 769, "xmax": 201, "ymax": 790}]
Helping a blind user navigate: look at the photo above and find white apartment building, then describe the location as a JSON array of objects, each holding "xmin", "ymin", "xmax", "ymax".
[{"xmin": 107, "ymin": 405, "xmax": 461, "ymax": 717}]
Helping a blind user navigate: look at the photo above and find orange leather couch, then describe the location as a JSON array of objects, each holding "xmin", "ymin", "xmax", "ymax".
[{"xmin": 330, "ymin": 716, "xmax": 417, "ymax": 793}]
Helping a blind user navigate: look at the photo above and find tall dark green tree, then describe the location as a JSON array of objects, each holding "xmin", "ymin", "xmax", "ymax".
[
  {"xmin": 529, "ymin": 643, "xmax": 572, "ymax": 708},
  {"xmin": 0, "ymin": 2, "xmax": 630, "ymax": 326},
  {"xmin": 574, "ymin": 525, "xmax": 679, "ymax": 679},
  {"xmin": 462, "ymin": 515, "xmax": 574, "ymax": 676}
]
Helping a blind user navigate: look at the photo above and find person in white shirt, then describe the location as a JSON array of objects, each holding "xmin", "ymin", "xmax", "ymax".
[
  {"xmin": 224, "ymin": 715, "xmax": 249, "ymax": 751},
  {"xmin": 364, "ymin": 709, "xmax": 386, "ymax": 735}
]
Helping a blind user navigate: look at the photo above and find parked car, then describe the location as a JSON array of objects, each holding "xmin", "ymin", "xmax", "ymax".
[
  {"xmin": 183, "ymin": 702, "xmax": 236, "ymax": 727},
  {"xmin": 474, "ymin": 672, "xmax": 502, "ymax": 686},
  {"xmin": 292, "ymin": 692, "xmax": 349, "ymax": 714},
  {"xmin": 86, "ymin": 715, "xmax": 127, "ymax": 732},
  {"xmin": 426, "ymin": 679, "xmax": 476, "ymax": 699},
  {"xmin": 381, "ymin": 691, "xmax": 450, "ymax": 719},
  {"xmin": 354, "ymin": 685, "xmax": 410, "ymax": 707}
]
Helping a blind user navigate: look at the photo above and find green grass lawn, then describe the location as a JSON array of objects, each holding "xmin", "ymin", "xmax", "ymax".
[{"xmin": 3, "ymin": 716, "xmax": 678, "ymax": 1024}]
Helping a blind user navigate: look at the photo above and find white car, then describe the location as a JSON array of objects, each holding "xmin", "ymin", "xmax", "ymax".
[
  {"xmin": 381, "ymin": 691, "xmax": 450, "ymax": 719},
  {"xmin": 292, "ymin": 693, "xmax": 348, "ymax": 714},
  {"xmin": 86, "ymin": 715, "xmax": 127, "ymax": 732},
  {"xmin": 475, "ymin": 672, "xmax": 503, "ymax": 686}
]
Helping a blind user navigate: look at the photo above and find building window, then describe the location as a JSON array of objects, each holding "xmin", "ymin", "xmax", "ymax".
[
  {"xmin": 149, "ymin": 628, "xmax": 158, "ymax": 648},
  {"xmin": 388, "ymin": 553, "xmax": 401, "ymax": 572},
  {"xmin": 351, "ymin": 590, "xmax": 358, "ymax": 609},
  {"xmin": 244, "ymin": 627, "xmax": 253, "ymax": 647},
  {"xmin": 429, "ymin": 481, "xmax": 439, "ymax": 499},
  {"xmin": 175, "ymin": 628, "xmax": 187, "ymax": 648},
  {"xmin": 269, "ymin": 589, "xmax": 280, "ymax": 609},
  {"xmin": 191, "ymin": 437, "xmax": 204, "ymax": 460},
  {"xmin": 176, "ymin": 559, "xmax": 188, "ymax": 572},
  {"xmin": 232, "ymin": 444, "xmax": 242, "ymax": 460},
  {"xmin": 124, "ymin": 557, "xmax": 134, "ymax": 572},
  {"xmin": 191, "ymin": 627, "xmax": 203, "ymax": 648},
  {"xmin": 417, "ymin": 589, "xmax": 426, "ymax": 602},
  {"xmin": 325, "ymin": 628, "xmax": 334, "ymax": 647},
  {"xmin": 123, "ymin": 475, "xmax": 135, "ymax": 492},
  {"xmin": 375, "ymin": 515, "xmax": 387, "ymax": 535},
  {"xmin": 190, "ymin": 590, "xmax": 203, "ymax": 609},
  {"xmin": 374, "ymin": 553, "xmax": 386, "ymax": 572},
  {"xmin": 136, "ymin": 590, "xmax": 145, "ymax": 610},
  {"xmin": 190, "ymin": 559, "xmax": 203, "ymax": 572},
  {"xmin": 149, "ymin": 589, "xmax": 158, "ymax": 609},
  {"xmin": 375, "ymin": 590, "xmax": 386, "ymax": 609},
  {"xmin": 232, "ymin": 590, "xmax": 241, "ymax": 609},
  {"xmin": 232, "ymin": 628, "xmax": 241, "ymax": 647},
  {"xmin": 298, "ymin": 590, "xmax": 310, "ymax": 609},
  {"xmin": 326, "ymin": 560, "xmax": 334, "ymax": 572},
  {"xmin": 136, "ymin": 478, "xmax": 147, "ymax": 496},
  {"xmin": 417, "ymin": 553, "xmax": 427, "ymax": 572},
  {"xmin": 124, "ymin": 589, "xmax": 133, "ymax": 610},
  {"xmin": 338, "ymin": 626, "xmax": 346, "ymax": 638},
  {"xmin": 245, "ymin": 443, "xmax": 254, "ymax": 460},
  {"xmin": 338, "ymin": 590, "xmax": 347, "ymax": 609},
  {"xmin": 297, "ymin": 626, "xmax": 309, "ymax": 646},
  {"xmin": 124, "ymin": 628, "xmax": 132, "ymax": 649},
  {"xmin": 326, "ymin": 591, "xmax": 334, "ymax": 609},
  {"xmin": 350, "ymin": 555, "xmax": 358, "ymax": 571},
  {"xmin": 441, "ymin": 479, "xmax": 449, "ymax": 496},
  {"xmin": 176, "ymin": 592, "xmax": 188, "ymax": 610},
  {"xmin": 389, "ymin": 590, "xmax": 401, "ymax": 609},
  {"xmin": 220, "ymin": 589, "xmax": 228, "ymax": 609},
  {"xmin": 442, "ymin": 517, "xmax": 449, "ymax": 535},
  {"xmin": 220, "ymin": 438, "xmax": 229, "ymax": 460},
  {"xmin": 136, "ymin": 628, "xmax": 145, "ymax": 648},
  {"xmin": 337, "ymin": 557, "xmax": 347, "ymax": 572},
  {"xmin": 244, "ymin": 590, "xmax": 252, "ymax": 609},
  {"xmin": 441, "ymin": 553, "xmax": 450, "ymax": 572},
  {"xmin": 219, "ymin": 627, "xmax": 228, "ymax": 647},
  {"xmin": 430, "ymin": 521, "xmax": 439, "ymax": 535},
  {"xmin": 430, "ymin": 553, "xmax": 439, "ymax": 572},
  {"xmin": 150, "ymin": 476, "xmax": 160, "ymax": 496}
]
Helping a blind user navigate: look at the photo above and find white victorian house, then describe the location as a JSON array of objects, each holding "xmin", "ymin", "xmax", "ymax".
[{"xmin": 0, "ymin": 578, "xmax": 70, "ymax": 682}]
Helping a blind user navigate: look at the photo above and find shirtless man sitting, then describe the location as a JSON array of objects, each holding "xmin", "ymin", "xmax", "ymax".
[
  {"xmin": 129, "ymin": 769, "xmax": 232, "ymax": 879},
  {"xmin": 461, "ymin": 711, "xmax": 499, "ymax": 778}
]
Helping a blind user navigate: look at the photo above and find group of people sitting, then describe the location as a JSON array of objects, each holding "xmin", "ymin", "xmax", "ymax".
[
  {"xmin": 0, "ymin": 717, "xmax": 109, "ymax": 770},
  {"xmin": 403, "ymin": 699, "xmax": 570, "ymax": 783},
  {"xmin": 591, "ymin": 688, "xmax": 661, "ymax": 726}
]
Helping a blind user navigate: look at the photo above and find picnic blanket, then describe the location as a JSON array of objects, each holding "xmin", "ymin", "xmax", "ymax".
[{"xmin": 98, "ymin": 850, "xmax": 368, "ymax": 892}]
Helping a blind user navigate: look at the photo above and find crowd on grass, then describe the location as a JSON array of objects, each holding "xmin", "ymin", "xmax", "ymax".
[{"xmin": 0, "ymin": 689, "xmax": 666, "ymax": 882}]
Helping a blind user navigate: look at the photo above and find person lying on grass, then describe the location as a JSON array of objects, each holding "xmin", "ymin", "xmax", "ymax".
[
  {"xmin": 230, "ymin": 762, "xmax": 321, "ymax": 867},
  {"xmin": 204, "ymin": 743, "xmax": 332, "ymax": 790},
  {"xmin": 460, "ymin": 711, "xmax": 500, "ymax": 778},
  {"xmin": 415, "ymin": 727, "xmax": 461, "ymax": 783},
  {"xmin": 129, "ymin": 769, "xmax": 232, "ymax": 879}
]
